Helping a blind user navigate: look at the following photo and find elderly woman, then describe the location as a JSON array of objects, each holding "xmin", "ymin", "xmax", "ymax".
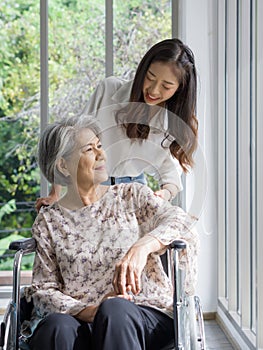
[{"xmin": 23, "ymin": 115, "xmax": 199, "ymax": 350}]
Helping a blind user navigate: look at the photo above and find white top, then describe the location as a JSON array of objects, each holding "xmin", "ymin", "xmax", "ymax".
[
  {"xmin": 83, "ymin": 76, "xmax": 183, "ymax": 192},
  {"xmin": 22, "ymin": 183, "xmax": 199, "ymax": 338}
]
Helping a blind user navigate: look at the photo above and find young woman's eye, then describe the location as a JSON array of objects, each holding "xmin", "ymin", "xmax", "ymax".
[
  {"xmin": 163, "ymin": 85, "xmax": 170, "ymax": 90},
  {"xmin": 97, "ymin": 143, "xmax": 102, "ymax": 149},
  {"xmin": 146, "ymin": 74, "xmax": 154, "ymax": 81}
]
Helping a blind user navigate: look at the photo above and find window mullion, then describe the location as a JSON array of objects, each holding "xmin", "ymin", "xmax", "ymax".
[
  {"xmin": 238, "ymin": 0, "xmax": 252, "ymax": 330},
  {"xmin": 256, "ymin": 0, "xmax": 263, "ymax": 346},
  {"xmin": 226, "ymin": 0, "xmax": 238, "ymax": 313},
  {"xmin": 218, "ymin": 0, "xmax": 227, "ymax": 300},
  {"xmin": 40, "ymin": 0, "xmax": 49, "ymax": 197},
  {"xmin": 105, "ymin": 0, "xmax": 113, "ymax": 77}
]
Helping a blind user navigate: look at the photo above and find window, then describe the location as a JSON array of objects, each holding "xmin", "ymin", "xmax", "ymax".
[
  {"xmin": 217, "ymin": 1, "xmax": 263, "ymax": 348},
  {"xmin": 0, "ymin": 0, "xmax": 176, "ymax": 268},
  {"xmin": 0, "ymin": 1, "xmax": 40, "ymax": 269}
]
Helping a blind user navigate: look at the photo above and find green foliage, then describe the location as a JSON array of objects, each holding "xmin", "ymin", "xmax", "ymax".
[
  {"xmin": 0, "ymin": 1, "xmax": 40, "ymax": 116},
  {"xmin": 0, "ymin": 233, "xmax": 34, "ymax": 270},
  {"xmin": 145, "ymin": 174, "xmax": 159, "ymax": 192},
  {"xmin": 0, "ymin": 253, "xmax": 34, "ymax": 270},
  {"xmin": 0, "ymin": 0, "xmax": 171, "ymax": 269},
  {"xmin": 0, "ymin": 233, "xmax": 25, "ymax": 252},
  {"xmin": 0, "ymin": 199, "xmax": 16, "ymax": 222},
  {"xmin": 113, "ymin": 0, "xmax": 171, "ymax": 76}
]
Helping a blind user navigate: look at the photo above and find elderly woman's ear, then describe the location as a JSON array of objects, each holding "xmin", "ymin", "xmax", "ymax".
[{"xmin": 56, "ymin": 158, "xmax": 70, "ymax": 177}]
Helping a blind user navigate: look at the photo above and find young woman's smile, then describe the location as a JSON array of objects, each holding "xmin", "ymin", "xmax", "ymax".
[{"xmin": 143, "ymin": 61, "xmax": 180, "ymax": 106}]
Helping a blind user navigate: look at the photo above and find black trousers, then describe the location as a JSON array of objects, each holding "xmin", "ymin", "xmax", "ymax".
[{"xmin": 29, "ymin": 298, "xmax": 174, "ymax": 350}]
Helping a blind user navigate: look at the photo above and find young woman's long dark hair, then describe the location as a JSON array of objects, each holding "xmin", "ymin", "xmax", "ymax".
[{"xmin": 116, "ymin": 38, "xmax": 198, "ymax": 172}]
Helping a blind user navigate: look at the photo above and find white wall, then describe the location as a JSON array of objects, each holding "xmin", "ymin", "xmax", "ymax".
[{"xmin": 177, "ymin": 0, "xmax": 218, "ymax": 312}]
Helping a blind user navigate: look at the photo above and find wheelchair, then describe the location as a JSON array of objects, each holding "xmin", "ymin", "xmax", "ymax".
[{"xmin": 0, "ymin": 237, "xmax": 206, "ymax": 350}]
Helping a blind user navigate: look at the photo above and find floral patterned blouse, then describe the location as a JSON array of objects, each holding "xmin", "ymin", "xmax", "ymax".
[{"xmin": 23, "ymin": 183, "xmax": 199, "ymax": 337}]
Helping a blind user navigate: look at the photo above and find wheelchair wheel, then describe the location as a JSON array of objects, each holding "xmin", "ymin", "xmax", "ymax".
[
  {"xmin": 178, "ymin": 295, "xmax": 206, "ymax": 350},
  {"xmin": 194, "ymin": 296, "xmax": 206, "ymax": 350}
]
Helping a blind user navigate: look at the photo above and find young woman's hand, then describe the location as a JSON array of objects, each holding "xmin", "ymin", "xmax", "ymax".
[
  {"xmin": 154, "ymin": 185, "xmax": 178, "ymax": 201},
  {"xmin": 35, "ymin": 195, "xmax": 57, "ymax": 212},
  {"xmin": 154, "ymin": 189, "xmax": 171, "ymax": 200},
  {"xmin": 35, "ymin": 184, "xmax": 61, "ymax": 212}
]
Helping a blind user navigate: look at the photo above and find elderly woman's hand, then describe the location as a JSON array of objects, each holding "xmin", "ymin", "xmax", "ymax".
[
  {"xmin": 112, "ymin": 235, "xmax": 165, "ymax": 296},
  {"xmin": 76, "ymin": 290, "xmax": 134, "ymax": 322},
  {"xmin": 113, "ymin": 244, "xmax": 147, "ymax": 296}
]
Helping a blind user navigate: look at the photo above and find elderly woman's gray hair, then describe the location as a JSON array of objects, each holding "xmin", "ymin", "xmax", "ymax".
[{"xmin": 38, "ymin": 114, "xmax": 101, "ymax": 186}]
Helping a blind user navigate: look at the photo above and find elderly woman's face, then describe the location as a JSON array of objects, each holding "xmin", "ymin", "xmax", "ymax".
[{"xmin": 66, "ymin": 128, "xmax": 108, "ymax": 187}]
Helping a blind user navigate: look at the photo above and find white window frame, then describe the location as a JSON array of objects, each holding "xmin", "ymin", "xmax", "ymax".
[{"xmin": 217, "ymin": 1, "xmax": 263, "ymax": 348}]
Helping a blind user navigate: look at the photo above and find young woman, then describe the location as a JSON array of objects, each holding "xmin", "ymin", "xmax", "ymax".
[{"xmin": 36, "ymin": 38, "xmax": 198, "ymax": 211}]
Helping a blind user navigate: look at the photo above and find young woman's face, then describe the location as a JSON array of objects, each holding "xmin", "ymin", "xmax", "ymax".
[
  {"xmin": 66, "ymin": 128, "xmax": 108, "ymax": 188},
  {"xmin": 143, "ymin": 61, "xmax": 180, "ymax": 106}
]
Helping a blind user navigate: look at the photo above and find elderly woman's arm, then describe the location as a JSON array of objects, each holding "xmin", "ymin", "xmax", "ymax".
[
  {"xmin": 113, "ymin": 234, "xmax": 165, "ymax": 295},
  {"xmin": 113, "ymin": 183, "xmax": 199, "ymax": 296},
  {"xmin": 27, "ymin": 216, "xmax": 87, "ymax": 317},
  {"xmin": 27, "ymin": 211, "xmax": 133, "ymax": 323},
  {"xmin": 26, "ymin": 213, "xmax": 102, "ymax": 321}
]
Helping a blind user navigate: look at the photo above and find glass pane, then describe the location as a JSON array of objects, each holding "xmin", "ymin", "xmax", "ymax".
[
  {"xmin": 48, "ymin": 0, "xmax": 172, "ymax": 119},
  {"xmin": 113, "ymin": 0, "xmax": 172, "ymax": 77},
  {"xmin": 48, "ymin": 0, "xmax": 106, "ymax": 120},
  {"xmin": 0, "ymin": 1, "xmax": 40, "ymax": 270}
]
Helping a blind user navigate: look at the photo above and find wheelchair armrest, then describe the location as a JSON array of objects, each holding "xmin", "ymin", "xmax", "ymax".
[
  {"xmin": 9, "ymin": 237, "xmax": 36, "ymax": 253},
  {"xmin": 169, "ymin": 239, "xmax": 187, "ymax": 250}
]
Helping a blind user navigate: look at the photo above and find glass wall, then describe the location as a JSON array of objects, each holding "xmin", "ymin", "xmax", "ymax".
[{"xmin": 0, "ymin": 0, "xmax": 173, "ymax": 269}]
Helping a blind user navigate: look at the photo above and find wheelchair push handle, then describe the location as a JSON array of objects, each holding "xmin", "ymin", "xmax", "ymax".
[
  {"xmin": 9, "ymin": 237, "xmax": 36, "ymax": 252},
  {"xmin": 169, "ymin": 239, "xmax": 187, "ymax": 250}
]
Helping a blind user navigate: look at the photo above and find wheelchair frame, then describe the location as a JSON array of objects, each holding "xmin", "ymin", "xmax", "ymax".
[{"xmin": 0, "ymin": 238, "xmax": 206, "ymax": 350}]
